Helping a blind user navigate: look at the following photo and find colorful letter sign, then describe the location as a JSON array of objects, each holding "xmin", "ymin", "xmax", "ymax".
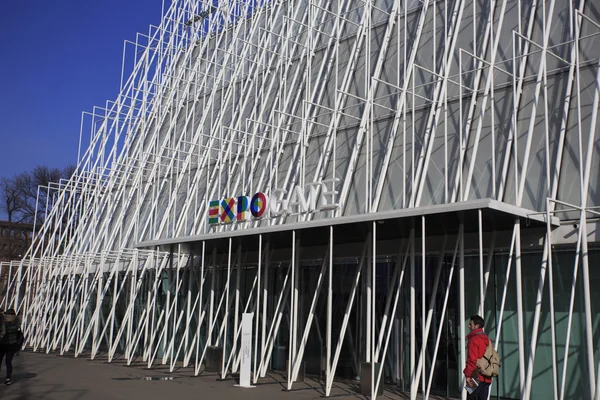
[
  {"xmin": 250, "ymin": 192, "xmax": 267, "ymax": 218},
  {"xmin": 220, "ymin": 198, "xmax": 236, "ymax": 223},
  {"xmin": 208, "ymin": 200, "xmax": 220, "ymax": 224},
  {"xmin": 208, "ymin": 179, "xmax": 340, "ymax": 225},
  {"xmin": 237, "ymin": 196, "xmax": 250, "ymax": 221},
  {"xmin": 209, "ymin": 193, "xmax": 268, "ymax": 225}
]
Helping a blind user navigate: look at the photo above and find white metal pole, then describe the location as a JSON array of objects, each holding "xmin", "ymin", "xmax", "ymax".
[
  {"xmin": 410, "ymin": 227, "xmax": 416, "ymax": 400},
  {"xmin": 326, "ymin": 235, "xmax": 369, "ymax": 396},
  {"xmin": 478, "ymin": 210, "xmax": 484, "ymax": 315},
  {"xmin": 287, "ymin": 231, "xmax": 296, "ymax": 390},
  {"xmin": 253, "ymin": 235, "xmax": 262, "ymax": 383},
  {"xmin": 421, "ymin": 216, "xmax": 425, "ymax": 394},
  {"xmin": 459, "ymin": 223, "xmax": 466, "ymax": 400},
  {"xmin": 222, "ymin": 238, "xmax": 232, "ymax": 380},
  {"xmin": 515, "ymin": 221, "xmax": 526, "ymax": 396},
  {"xmin": 260, "ymin": 241, "xmax": 270, "ymax": 379},
  {"xmin": 232, "ymin": 245, "xmax": 242, "ymax": 373},
  {"xmin": 371, "ymin": 220, "xmax": 376, "ymax": 399},
  {"xmin": 327, "ymin": 226, "xmax": 332, "ymax": 389}
]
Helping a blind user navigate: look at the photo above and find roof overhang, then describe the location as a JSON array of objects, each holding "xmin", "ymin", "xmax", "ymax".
[{"xmin": 135, "ymin": 199, "xmax": 559, "ymax": 252}]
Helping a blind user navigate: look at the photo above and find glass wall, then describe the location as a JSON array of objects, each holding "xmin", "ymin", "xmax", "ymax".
[
  {"xmin": 462, "ymin": 249, "xmax": 600, "ymax": 400},
  {"xmin": 87, "ymin": 238, "xmax": 600, "ymax": 400}
]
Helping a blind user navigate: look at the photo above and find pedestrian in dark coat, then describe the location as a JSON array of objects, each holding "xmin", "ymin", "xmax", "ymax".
[{"xmin": 0, "ymin": 309, "xmax": 22, "ymax": 385}]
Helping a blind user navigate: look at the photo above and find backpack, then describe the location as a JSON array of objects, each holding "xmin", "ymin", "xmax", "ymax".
[
  {"xmin": 476, "ymin": 336, "xmax": 501, "ymax": 378},
  {"xmin": 1, "ymin": 316, "xmax": 20, "ymax": 346}
]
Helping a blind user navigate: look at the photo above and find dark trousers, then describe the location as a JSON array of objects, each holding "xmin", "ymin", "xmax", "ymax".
[
  {"xmin": 468, "ymin": 381, "xmax": 491, "ymax": 400},
  {"xmin": 0, "ymin": 345, "xmax": 16, "ymax": 379}
]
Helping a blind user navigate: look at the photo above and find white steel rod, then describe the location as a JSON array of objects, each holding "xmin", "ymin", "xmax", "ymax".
[
  {"xmin": 287, "ymin": 231, "xmax": 296, "ymax": 390},
  {"xmin": 221, "ymin": 237, "xmax": 232, "ymax": 379},
  {"xmin": 515, "ymin": 221, "xmax": 526, "ymax": 396},
  {"xmin": 327, "ymin": 226, "xmax": 332, "ymax": 388},
  {"xmin": 459, "ymin": 223, "xmax": 466, "ymax": 400},
  {"xmin": 410, "ymin": 227, "xmax": 416, "ymax": 400},
  {"xmin": 253, "ymin": 234, "xmax": 262, "ymax": 383},
  {"xmin": 426, "ymin": 234, "xmax": 460, "ymax": 398},
  {"xmin": 326, "ymin": 235, "xmax": 369, "ymax": 396}
]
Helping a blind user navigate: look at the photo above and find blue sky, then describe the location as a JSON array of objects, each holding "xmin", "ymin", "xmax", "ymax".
[{"xmin": 0, "ymin": 0, "xmax": 164, "ymax": 179}]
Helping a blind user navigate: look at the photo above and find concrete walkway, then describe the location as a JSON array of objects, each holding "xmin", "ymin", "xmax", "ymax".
[{"xmin": 0, "ymin": 352, "xmax": 454, "ymax": 400}]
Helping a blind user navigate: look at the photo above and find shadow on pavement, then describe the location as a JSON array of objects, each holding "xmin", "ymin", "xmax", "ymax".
[{"xmin": 11, "ymin": 372, "xmax": 38, "ymax": 382}]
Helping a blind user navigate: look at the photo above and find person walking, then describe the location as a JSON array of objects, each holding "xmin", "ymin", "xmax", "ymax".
[
  {"xmin": 464, "ymin": 315, "xmax": 492, "ymax": 400},
  {"xmin": 0, "ymin": 309, "xmax": 5, "ymax": 340},
  {"xmin": 0, "ymin": 308, "xmax": 22, "ymax": 385}
]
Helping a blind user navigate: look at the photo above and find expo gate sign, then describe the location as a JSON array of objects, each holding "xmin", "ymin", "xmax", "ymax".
[{"xmin": 208, "ymin": 179, "xmax": 340, "ymax": 225}]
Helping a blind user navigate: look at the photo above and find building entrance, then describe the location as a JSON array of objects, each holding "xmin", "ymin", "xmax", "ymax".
[{"xmin": 262, "ymin": 249, "xmax": 463, "ymax": 398}]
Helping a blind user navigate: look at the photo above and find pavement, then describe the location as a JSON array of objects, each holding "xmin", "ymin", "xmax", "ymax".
[{"xmin": 0, "ymin": 351, "xmax": 453, "ymax": 400}]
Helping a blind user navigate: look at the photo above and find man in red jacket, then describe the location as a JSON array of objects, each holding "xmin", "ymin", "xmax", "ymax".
[{"xmin": 464, "ymin": 315, "xmax": 492, "ymax": 400}]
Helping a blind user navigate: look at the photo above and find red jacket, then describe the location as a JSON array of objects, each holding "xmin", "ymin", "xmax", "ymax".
[{"xmin": 464, "ymin": 328, "xmax": 493, "ymax": 383}]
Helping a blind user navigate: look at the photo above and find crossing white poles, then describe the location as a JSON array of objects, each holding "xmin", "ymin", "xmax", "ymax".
[
  {"xmin": 257, "ymin": 261, "xmax": 291, "ymax": 379},
  {"xmin": 2, "ymin": 1, "xmax": 600, "ymax": 399},
  {"xmin": 253, "ymin": 234, "xmax": 262, "ymax": 383},
  {"xmin": 289, "ymin": 246, "xmax": 329, "ymax": 386},
  {"xmin": 286, "ymin": 231, "xmax": 296, "ymax": 390},
  {"xmin": 221, "ymin": 237, "xmax": 232, "ymax": 380},
  {"xmin": 325, "ymin": 235, "xmax": 369, "ymax": 396},
  {"xmin": 515, "ymin": 220, "xmax": 526, "ymax": 397}
]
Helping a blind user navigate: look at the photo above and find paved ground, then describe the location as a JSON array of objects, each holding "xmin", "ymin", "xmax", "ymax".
[{"xmin": 0, "ymin": 351, "xmax": 454, "ymax": 400}]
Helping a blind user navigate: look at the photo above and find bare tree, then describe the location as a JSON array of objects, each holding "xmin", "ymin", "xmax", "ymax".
[
  {"xmin": 1, "ymin": 176, "xmax": 21, "ymax": 224},
  {"xmin": 1, "ymin": 165, "xmax": 76, "ymax": 226},
  {"xmin": 1, "ymin": 173, "xmax": 31, "ymax": 260},
  {"xmin": 1, "ymin": 165, "xmax": 76, "ymax": 260}
]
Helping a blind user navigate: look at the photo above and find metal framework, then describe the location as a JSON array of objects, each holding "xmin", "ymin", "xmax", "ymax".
[{"xmin": 2, "ymin": 0, "xmax": 600, "ymax": 399}]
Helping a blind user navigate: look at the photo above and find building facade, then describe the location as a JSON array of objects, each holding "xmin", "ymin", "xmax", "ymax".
[
  {"xmin": 0, "ymin": 221, "xmax": 33, "ymax": 306},
  {"xmin": 0, "ymin": 221, "xmax": 33, "ymax": 262},
  {"xmin": 2, "ymin": 0, "xmax": 600, "ymax": 399}
]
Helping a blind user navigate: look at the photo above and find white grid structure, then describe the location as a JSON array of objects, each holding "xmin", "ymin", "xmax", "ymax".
[{"xmin": 2, "ymin": 0, "xmax": 600, "ymax": 399}]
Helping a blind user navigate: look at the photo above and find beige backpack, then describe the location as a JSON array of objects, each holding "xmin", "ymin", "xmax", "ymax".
[{"xmin": 476, "ymin": 337, "xmax": 501, "ymax": 378}]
